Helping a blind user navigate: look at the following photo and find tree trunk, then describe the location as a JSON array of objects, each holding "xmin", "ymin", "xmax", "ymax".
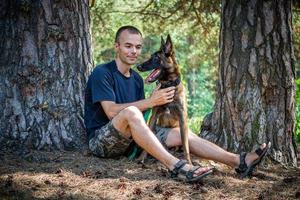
[
  {"xmin": 0, "ymin": 0, "xmax": 93, "ymax": 151},
  {"xmin": 200, "ymin": 0, "xmax": 297, "ymax": 166}
]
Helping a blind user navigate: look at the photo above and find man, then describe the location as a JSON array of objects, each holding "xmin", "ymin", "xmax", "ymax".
[{"xmin": 84, "ymin": 25, "xmax": 269, "ymax": 182}]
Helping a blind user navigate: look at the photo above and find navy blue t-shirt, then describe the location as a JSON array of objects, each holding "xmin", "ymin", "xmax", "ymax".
[{"xmin": 84, "ymin": 60, "xmax": 145, "ymax": 140}]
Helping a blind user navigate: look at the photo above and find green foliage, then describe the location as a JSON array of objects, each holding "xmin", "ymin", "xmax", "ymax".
[
  {"xmin": 90, "ymin": 1, "xmax": 300, "ymax": 139},
  {"xmin": 293, "ymin": 11, "xmax": 300, "ymax": 144},
  {"xmin": 185, "ymin": 65, "xmax": 215, "ymax": 129},
  {"xmin": 90, "ymin": 1, "xmax": 219, "ymax": 133},
  {"xmin": 294, "ymin": 11, "xmax": 300, "ymax": 76},
  {"xmin": 188, "ymin": 116, "xmax": 203, "ymax": 134},
  {"xmin": 295, "ymin": 79, "xmax": 300, "ymax": 143}
]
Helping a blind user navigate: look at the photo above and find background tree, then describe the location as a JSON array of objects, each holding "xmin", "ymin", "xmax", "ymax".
[
  {"xmin": 0, "ymin": 0, "xmax": 92, "ymax": 151},
  {"xmin": 200, "ymin": 0, "xmax": 297, "ymax": 166}
]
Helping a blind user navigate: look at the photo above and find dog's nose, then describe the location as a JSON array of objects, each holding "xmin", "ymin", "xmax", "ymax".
[{"xmin": 136, "ymin": 64, "xmax": 143, "ymax": 71}]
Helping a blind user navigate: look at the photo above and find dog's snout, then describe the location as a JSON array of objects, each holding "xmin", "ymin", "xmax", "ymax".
[
  {"xmin": 136, "ymin": 56, "xmax": 159, "ymax": 72},
  {"xmin": 136, "ymin": 64, "xmax": 144, "ymax": 71}
]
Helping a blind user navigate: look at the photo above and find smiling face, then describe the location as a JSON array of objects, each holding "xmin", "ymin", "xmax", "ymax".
[{"xmin": 115, "ymin": 30, "xmax": 143, "ymax": 67}]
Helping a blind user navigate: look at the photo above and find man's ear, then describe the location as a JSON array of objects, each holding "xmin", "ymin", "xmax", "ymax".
[
  {"xmin": 160, "ymin": 36, "xmax": 165, "ymax": 51},
  {"xmin": 115, "ymin": 42, "xmax": 119, "ymax": 50},
  {"xmin": 164, "ymin": 34, "xmax": 173, "ymax": 55}
]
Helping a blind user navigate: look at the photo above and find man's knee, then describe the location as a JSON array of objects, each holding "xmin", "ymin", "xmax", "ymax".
[
  {"xmin": 112, "ymin": 106, "xmax": 144, "ymax": 135},
  {"xmin": 120, "ymin": 106, "xmax": 144, "ymax": 122}
]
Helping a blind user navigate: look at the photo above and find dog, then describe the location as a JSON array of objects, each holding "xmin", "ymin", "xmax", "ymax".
[{"xmin": 137, "ymin": 35, "xmax": 192, "ymax": 164}]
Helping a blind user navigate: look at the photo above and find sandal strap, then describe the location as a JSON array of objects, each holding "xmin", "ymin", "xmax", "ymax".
[
  {"xmin": 170, "ymin": 160, "xmax": 187, "ymax": 178},
  {"xmin": 186, "ymin": 166, "xmax": 200, "ymax": 179},
  {"xmin": 235, "ymin": 152, "xmax": 248, "ymax": 174},
  {"xmin": 255, "ymin": 147, "xmax": 264, "ymax": 156},
  {"xmin": 255, "ymin": 142, "xmax": 271, "ymax": 156}
]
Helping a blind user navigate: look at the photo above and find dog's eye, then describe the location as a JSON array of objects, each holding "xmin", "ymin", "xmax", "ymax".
[{"xmin": 153, "ymin": 56, "xmax": 159, "ymax": 63}]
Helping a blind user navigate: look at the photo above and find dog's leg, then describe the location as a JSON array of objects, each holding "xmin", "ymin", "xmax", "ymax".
[
  {"xmin": 148, "ymin": 108, "xmax": 158, "ymax": 131},
  {"xmin": 137, "ymin": 108, "xmax": 158, "ymax": 163},
  {"xmin": 178, "ymin": 106, "xmax": 192, "ymax": 164}
]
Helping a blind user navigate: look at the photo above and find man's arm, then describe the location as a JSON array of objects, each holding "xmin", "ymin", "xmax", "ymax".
[{"xmin": 101, "ymin": 84, "xmax": 175, "ymax": 120}]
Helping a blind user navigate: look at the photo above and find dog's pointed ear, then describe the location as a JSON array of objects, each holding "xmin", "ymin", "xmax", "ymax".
[
  {"xmin": 164, "ymin": 34, "xmax": 173, "ymax": 56},
  {"xmin": 160, "ymin": 36, "xmax": 165, "ymax": 50}
]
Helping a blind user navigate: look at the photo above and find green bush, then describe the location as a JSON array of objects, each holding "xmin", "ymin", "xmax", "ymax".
[
  {"xmin": 295, "ymin": 79, "xmax": 300, "ymax": 143},
  {"xmin": 185, "ymin": 65, "xmax": 215, "ymax": 134}
]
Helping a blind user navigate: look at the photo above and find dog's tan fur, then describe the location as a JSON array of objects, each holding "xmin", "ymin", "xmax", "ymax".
[{"xmin": 138, "ymin": 35, "xmax": 191, "ymax": 164}]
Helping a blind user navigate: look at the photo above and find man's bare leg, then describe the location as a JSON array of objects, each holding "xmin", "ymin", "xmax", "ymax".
[
  {"xmin": 112, "ymin": 106, "xmax": 212, "ymax": 174},
  {"xmin": 165, "ymin": 128, "xmax": 266, "ymax": 168}
]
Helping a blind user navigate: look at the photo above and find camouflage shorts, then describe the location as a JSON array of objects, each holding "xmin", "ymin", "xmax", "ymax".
[
  {"xmin": 89, "ymin": 121, "xmax": 171, "ymax": 158},
  {"xmin": 154, "ymin": 126, "xmax": 171, "ymax": 148},
  {"xmin": 89, "ymin": 121, "xmax": 132, "ymax": 158}
]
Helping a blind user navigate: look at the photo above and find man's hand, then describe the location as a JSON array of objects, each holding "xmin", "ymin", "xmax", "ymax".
[
  {"xmin": 101, "ymin": 84, "xmax": 175, "ymax": 120},
  {"xmin": 149, "ymin": 83, "xmax": 175, "ymax": 107}
]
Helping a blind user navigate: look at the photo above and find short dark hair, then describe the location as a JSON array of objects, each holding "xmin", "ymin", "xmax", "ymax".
[{"xmin": 115, "ymin": 26, "xmax": 142, "ymax": 43}]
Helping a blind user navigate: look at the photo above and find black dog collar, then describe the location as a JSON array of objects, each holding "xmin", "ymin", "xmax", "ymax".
[{"xmin": 159, "ymin": 76, "xmax": 181, "ymax": 89}]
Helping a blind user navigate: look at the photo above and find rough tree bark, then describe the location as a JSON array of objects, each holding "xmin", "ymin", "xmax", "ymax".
[
  {"xmin": 0, "ymin": 0, "xmax": 93, "ymax": 151},
  {"xmin": 200, "ymin": 0, "xmax": 297, "ymax": 166}
]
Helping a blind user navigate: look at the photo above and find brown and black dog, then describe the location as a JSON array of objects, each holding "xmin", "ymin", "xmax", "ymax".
[{"xmin": 137, "ymin": 35, "xmax": 192, "ymax": 164}]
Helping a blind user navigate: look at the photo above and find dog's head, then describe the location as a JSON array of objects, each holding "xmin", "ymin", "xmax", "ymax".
[{"xmin": 137, "ymin": 35, "xmax": 179, "ymax": 84}]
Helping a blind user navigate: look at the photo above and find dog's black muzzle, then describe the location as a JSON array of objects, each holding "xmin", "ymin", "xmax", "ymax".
[
  {"xmin": 136, "ymin": 63, "xmax": 148, "ymax": 72},
  {"xmin": 136, "ymin": 55, "xmax": 160, "ymax": 72}
]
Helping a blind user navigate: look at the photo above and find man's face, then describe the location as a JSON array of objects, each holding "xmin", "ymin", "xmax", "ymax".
[{"xmin": 115, "ymin": 30, "xmax": 143, "ymax": 66}]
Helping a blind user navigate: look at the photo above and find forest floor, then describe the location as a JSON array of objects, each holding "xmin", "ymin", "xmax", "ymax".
[{"xmin": 0, "ymin": 148, "xmax": 299, "ymax": 200}]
